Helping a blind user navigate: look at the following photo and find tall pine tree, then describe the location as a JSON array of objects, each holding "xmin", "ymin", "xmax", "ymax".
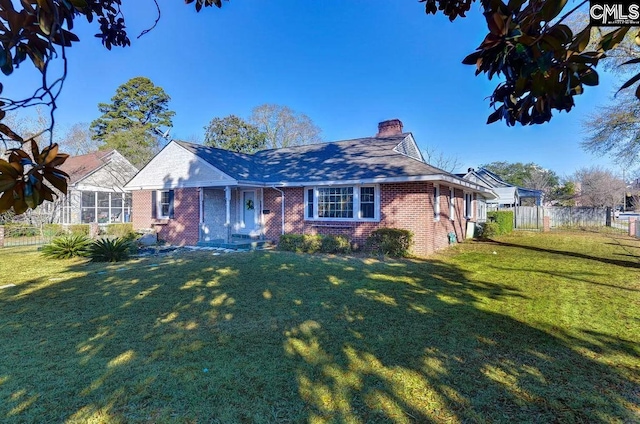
[{"xmin": 91, "ymin": 77, "xmax": 175, "ymax": 168}]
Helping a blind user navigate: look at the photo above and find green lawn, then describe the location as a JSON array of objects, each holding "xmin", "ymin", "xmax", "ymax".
[{"xmin": 0, "ymin": 231, "xmax": 638, "ymax": 423}]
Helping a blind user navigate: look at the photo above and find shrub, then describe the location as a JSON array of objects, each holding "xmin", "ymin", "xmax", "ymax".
[
  {"xmin": 279, "ymin": 234, "xmax": 320, "ymax": 253},
  {"xmin": 486, "ymin": 211, "xmax": 514, "ymax": 235},
  {"xmin": 279, "ymin": 234, "xmax": 351, "ymax": 254},
  {"xmin": 365, "ymin": 228, "xmax": 413, "ymax": 257},
  {"xmin": 42, "ymin": 223, "xmax": 65, "ymax": 237},
  {"xmin": 320, "ymin": 235, "xmax": 351, "ymax": 254},
  {"xmin": 105, "ymin": 223, "xmax": 135, "ymax": 238},
  {"xmin": 41, "ymin": 234, "xmax": 92, "ymax": 259},
  {"xmin": 69, "ymin": 224, "xmax": 90, "ymax": 236},
  {"xmin": 480, "ymin": 222, "xmax": 499, "ymax": 239},
  {"xmin": 4, "ymin": 223, "xmax": 38, "ymax": 237},
  {"xmin": 89, "ymin": 237, "xmax": 133, "ymax": 262}
]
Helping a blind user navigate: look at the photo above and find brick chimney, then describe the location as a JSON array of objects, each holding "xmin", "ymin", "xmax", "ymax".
[{"xmin": 376, "ymin": 119, "xmax": 404, "ymax": 137}]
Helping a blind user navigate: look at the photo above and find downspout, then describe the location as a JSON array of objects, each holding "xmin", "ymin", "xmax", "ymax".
[{"xmin": 271, "ymin": 186, "xmax": 285, "ymax": 235}]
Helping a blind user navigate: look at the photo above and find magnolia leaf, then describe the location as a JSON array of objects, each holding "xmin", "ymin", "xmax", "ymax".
[
  {"xmin": 41, "ymin": 144, "xmax": 59, "ymax": 164},
  {"xmin": 40, "ymin": 185, "xmax": 55, "ymax": 202},
  {"xmin": 541, "ymin": 0, "xmax": 568, "ymax": 22},
  {"xmin": 487, "ymin": 108, "xmax": 502, "ymax": 124},
  {"xmin": 0, "ymin": 159, "xmax": 19, "ymax": 178},
  {"xmin": 620, "ymin": 57, "xmax": 640, "ymax": 66},
  {"xmin": 617, "ymin": 71, "xmax": 640, "ymax": 94},
  {"xmin": 47, "ymin": 153, "xmax": 69, "ymax": 167},
  {"xmin": 43, "ymin": 170, "xmax": 68, "ymax": 193},
  {"xmin": 69, "ymin": 0, "xmax": 89, "ymax": 8},
  {"xmin": 0, "ymin": 174, "xmax": 16, "ymax": 191},
  {"xmin": 599, "ymin": 27, "xmax": 630, "ymax": 51},
  {"xmin": 581, "ymin": 69, "xmax": 599, "ymax": 86},
  {"xmin": 30, "ymin": 139, "xmax": 40, "ymax": 160},
  {"xmin": 462, "ymin": 51, "xmax": 482, "ymax": 65},
  {"xmin": 0, "ymin": 191, "xmax": 14, "ymax": 212},
  {"xmin": 13, "ymin": 195, "xmax": 28, "ymax": 215},
  {"xmin": 0, "ymin": 124, "xmax": 23, "ymax": 141}
]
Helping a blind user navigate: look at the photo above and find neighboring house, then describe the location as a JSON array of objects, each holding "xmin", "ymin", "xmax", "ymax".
[
  {"xmin": 460, "ymin": 168, "xmax": 543, "ymax": 212},
  {"xmin": 125, "ymin": 119, "xmax": 496, "ymax": 256},
  {"xmin": 51, "ymin": 150, "xmax": 138, "ymax": 224}
]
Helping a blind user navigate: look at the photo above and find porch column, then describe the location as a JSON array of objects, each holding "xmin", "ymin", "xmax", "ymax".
[
  {"xmin": 225, "ymin": 186, "xmax": 231, "ymax": 226},
  {"xmin": 199, "ymin": 188, "xmax": 204, "ymax": 241}
]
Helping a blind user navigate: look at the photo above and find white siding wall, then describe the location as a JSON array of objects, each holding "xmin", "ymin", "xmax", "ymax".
[{"xmin": 126, "ymin": 142, "xmax": 235, "ymax": 190}]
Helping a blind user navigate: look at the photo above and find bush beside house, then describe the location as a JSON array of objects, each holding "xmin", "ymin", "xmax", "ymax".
[
  {"xmin": 365, "ymin": 228, "xmax": 414, "ymax": 257},
  {"xmin": 482, "ymin": 211, "xmax": 514, "ymax": 237},
  {"xmin": 279, "ymin": 234, "xmax": 351, "ymax": 254}
]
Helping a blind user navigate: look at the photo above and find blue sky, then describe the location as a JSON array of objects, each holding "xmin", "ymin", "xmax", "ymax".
[{"xmin": 2, "ymin": 0, "xmax": 624, "ymax": 177}]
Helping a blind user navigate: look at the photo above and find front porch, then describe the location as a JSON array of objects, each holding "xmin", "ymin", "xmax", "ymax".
[{"xmin": 199, "ymin": 186, "xmax": 269, "ymax": 244}]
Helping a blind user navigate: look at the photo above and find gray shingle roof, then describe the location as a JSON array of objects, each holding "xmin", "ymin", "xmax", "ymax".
[
  {"xmin": 176, "ymin": 142, "xmax": 259, "ymax": 181},
  {"xmin": 176, "ymin": 133, "xmax": 457, "ymax": 184}
]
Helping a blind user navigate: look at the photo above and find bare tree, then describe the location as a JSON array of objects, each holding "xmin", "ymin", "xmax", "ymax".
[
  {"xmin": 421, "ymin": 146, "xmax": 461, "ymax": 173},
  {"xmin": 571, "ymin": 166, "xmax": 626, "ymax": 208},
  {"xmin": 250, "ymin": 104, "xmax": 322, "ymax": 149},
  {"xmin": 0, "ymin": 107, "xmax": 49, "ymax": 155},
  {"xmin": 58, "ymin": 123, "xmax": 99, "ymax": 155}
]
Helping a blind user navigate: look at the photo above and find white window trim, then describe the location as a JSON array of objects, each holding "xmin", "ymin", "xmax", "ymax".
[
  {"xmin": 157, "ymin": 190, "xmax": 171, "ymax": 219},
  {"xmin": 464, "ymin": 192, "xmax": 473, "ymax": 219},
  {"xmin": 80, "ymin": 191, "xmax": 131, "ymax": 223},
  {"xmin": 433, "ymin": 184, "xmax": 440, "ymax": 221},
  {"xmin": 304, "ymin": 184, "xmax": 380, "ymax": 222},
  {"xmin": 449, "ymin": 187, "xmax": 455, "ymax": 221}
]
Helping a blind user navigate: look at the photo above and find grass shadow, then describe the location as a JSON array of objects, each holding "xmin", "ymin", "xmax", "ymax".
[{"xmin": 0, "ymin": 246, "xmax": 637, "ymax": 422}]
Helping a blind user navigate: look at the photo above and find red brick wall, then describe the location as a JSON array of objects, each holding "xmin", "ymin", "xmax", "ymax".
[
  {"xmin": 131, "ymin": 188, "xmax": 200, "ymax": 246},
  {"xmin": 263, "ymin": 183, "xmax": 474, "ymax": 257},
  {"xmin": 132, "ymin": 190, "xmax": 153, "ymax": 230}
]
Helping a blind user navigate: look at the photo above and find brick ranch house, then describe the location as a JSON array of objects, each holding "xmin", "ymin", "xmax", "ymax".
[{"xmin": 124, "ymin": 119, "xmax": 496, "ymax": 256}]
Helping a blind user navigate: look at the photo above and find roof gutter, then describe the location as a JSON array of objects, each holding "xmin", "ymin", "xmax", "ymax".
[
  {"xmin": 271, "ymin": 186, "xmax": 285, "ymax": 236},
  {"xmin": 267, "ymin": 175, "xmax": 497, "ymax": 198}
]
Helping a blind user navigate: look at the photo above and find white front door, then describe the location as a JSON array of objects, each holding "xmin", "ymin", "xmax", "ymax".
[{"xmin": 242, "ymin": 190, "xmax": 257, "ymax": 232}]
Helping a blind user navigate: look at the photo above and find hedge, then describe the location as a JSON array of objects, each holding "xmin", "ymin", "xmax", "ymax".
[
  {"xmin": 279, "ymin": 234, "xmax": 351, "ymax": 254},
  {"xmin": 68, "ymin": 224, "xmax": 90, "ymax": 236},
  {"xmin": 105, "ymin": 223, "xmax": 135, "ymax": 238},
  {"xmin": 3, "ymin": 223, "xmax": 39, "ymax": 237},
  {"xmin": 486, "ymin": 211, "xmax": 514, "ymax": 236},
  {"xmin": 365, "ymin": 228, "xmax": 413, "ymax": 257}
]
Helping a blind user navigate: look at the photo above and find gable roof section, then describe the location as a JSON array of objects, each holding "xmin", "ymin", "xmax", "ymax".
[
  {"xmin": 255, "ymin": 134, "xmax": 445, "ymax": 184},
  {"xmin": 59, "ymin": 149, "xmax": 116, "ymax": 185},
  {"xmin": 125, "ymin": 142, "xmax": 237, "ymax": 190},
  {"xmin": 129, "ymin": 134, "xmax": 495, "ymax": 197},
  {"xmin": 176, "ymin": 141, "xmax": 258, "ymax": 181}
]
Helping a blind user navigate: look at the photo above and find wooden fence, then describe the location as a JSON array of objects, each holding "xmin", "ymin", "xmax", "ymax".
[{"xmin": 499, "ymin": 206, "xmax": 626, "ymax": 231}]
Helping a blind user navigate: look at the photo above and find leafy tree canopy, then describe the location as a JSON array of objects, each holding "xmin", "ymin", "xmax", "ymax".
[
  {"xmin": 481, "ymin": 161, "xmax": 559, "ymax": 188},
  {"xmin": 90, "ymin": 77, "xmax": 175, "ymax": 168},
  {"xmin": 204, "ymin": 115, "xmax": 267, "ymax": 154}
]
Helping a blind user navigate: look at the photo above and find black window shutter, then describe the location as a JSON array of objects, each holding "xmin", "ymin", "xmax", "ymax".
[
  {"xmin": 151, "ymin": 191, "xmax": 157, "ymax": 218},
  {"xmin": 168, "ymin": 190, "xmax": 175, "ymax": 219}
]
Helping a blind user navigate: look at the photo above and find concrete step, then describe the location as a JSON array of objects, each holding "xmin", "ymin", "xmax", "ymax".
[
  {"xmin": 230, "ymin": 233, "xmax": 262, "ymax": 240},
  {"xmin": 197, "ymin": 239, "xmax": 274, "ymax": 251}
]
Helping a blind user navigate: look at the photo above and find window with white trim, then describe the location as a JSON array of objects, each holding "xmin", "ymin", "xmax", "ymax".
[
  {"xmin": 433, "ymin": 185, "xmax": 440, "ymax": 220},
  {"xmin": 449, "ymin": 187, "xmax": 455, "ymax": 220},
  {"xmin": 306, "ymin": 188, "xmax": 314, "ymax": 219},
  {"xmin": 156, "ymin": 190, "xmax": 174, "ymax": 219},
  {"xmin": 305, "ymin": 185, "xmax": 379, "ymax": 221},
  {"xmin": 80, "ymin": 191, "xmax": 132, "ymax": 223},
  {"xmin": 464, "ymin": 193, "xmax": 473, "ymax": 218},
  {"xmin": 360, "ymin": 186, "xmax": 375, "ymax": 219}
]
